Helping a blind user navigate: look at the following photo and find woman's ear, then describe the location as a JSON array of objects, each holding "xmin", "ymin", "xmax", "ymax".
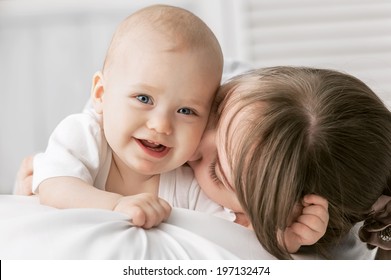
[{"xmin": 91, "ymin": 71, "xmax": 105, "ymax": 114}]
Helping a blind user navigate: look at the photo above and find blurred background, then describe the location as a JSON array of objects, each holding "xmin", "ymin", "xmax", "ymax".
[{"xmin": 1, "ymin": 0, "xmax": 391, "ymax": 194}]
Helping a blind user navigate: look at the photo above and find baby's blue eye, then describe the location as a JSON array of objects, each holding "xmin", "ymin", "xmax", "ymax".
[
  {"xmin": 178, "ymin": 108, "xmax": 194, "ymax": 115},
  {"xmin": 136, "ymin": 95, "xmax": 152, "ymax": 104}
]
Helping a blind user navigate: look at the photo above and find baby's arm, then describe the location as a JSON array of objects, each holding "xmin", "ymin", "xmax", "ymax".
[
  {"xmin": 38, "ymin": 177, "xmax": 171, "ymax": 229},
  {"xmin": 14, "ymin": 154, "xmax": 171, "ymax": 228},
  {"xmin": 281, "ymin": 194, "xmax": 329, "ymax": 254}
]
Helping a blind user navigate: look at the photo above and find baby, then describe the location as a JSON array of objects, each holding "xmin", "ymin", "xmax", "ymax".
[{"xmin": 32, "ymin": 4, "xmax": 224, "ymax": 228}]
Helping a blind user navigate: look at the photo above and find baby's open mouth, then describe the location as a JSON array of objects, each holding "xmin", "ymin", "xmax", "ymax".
[
  {"xmin": 136, "ymin": 138, "xmax": 171, "ymax": 158},
  {"xmin": 139, "ymin": 139, "xmax": 166, "ymax": 152}
]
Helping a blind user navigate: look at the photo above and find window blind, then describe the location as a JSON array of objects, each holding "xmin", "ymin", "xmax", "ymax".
[{"xmin": 227, "ymin": 0, "xmax": 391, "ymax": 105}]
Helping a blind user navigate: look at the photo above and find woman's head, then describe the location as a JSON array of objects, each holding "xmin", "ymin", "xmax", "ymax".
[{"xmin": 215, "ymin": 66, "xmax": 391, "ymax": 259}]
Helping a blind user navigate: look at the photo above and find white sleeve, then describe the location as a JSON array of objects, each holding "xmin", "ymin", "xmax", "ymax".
[
  {"xmin": 32, "ymin": 113, "xmax": 106, "ymax": 193},
  {"xmin": 159, "ymin": 166, "xmax": 235, "ymax": 221},
  {"xmin": 189, "ymin": 181, "xmax": 236, "ymax": 221},
  {"xmin": 183, "ymin": 168, "xmax": 236, "ymax": 221}
]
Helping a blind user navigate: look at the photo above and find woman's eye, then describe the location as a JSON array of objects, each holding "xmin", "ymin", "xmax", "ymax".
[
  {"xmin": 136, "ymin": 95, "xmax": 152, "ymax": 104},
  {"xmin": 178, "ymin": 107, "xmax": 195, "ymax": 115},
  {"xmin": 208, "ymin": 161, "xmax": 221, "ymax": 184}
]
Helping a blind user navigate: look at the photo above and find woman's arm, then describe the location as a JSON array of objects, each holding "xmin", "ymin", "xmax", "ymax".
[{"xmin": 13, "ymin": 155, "xmax": 34, "ymax": 196}]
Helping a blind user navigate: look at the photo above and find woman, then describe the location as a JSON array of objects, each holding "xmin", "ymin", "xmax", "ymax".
[{"xmin": 190, "ymin": 66, "xmax": 391, "ymax": 259}]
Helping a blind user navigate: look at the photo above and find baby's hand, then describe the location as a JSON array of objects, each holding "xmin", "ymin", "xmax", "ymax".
[
  {"xmin": 282, "ymin": 194, "xmax": 329, "ymax": 253},
  {"xmin": 113, "ymin": 193, "xmax": 171, "ymax": 229}
]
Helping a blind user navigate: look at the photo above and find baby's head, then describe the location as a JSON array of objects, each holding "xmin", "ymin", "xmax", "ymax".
[
  {"xmin": 92, "ymin": 5, "xmax": 223, "ymax": 175},
  {"xmin": 102, "ymin": 4, "xmax": 223, "ymax": 78},
  {"xmin": 216, "ymin": 67, "xmax": 391, "ymax": 258}
]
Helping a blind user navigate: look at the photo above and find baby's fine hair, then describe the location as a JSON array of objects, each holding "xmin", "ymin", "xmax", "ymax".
[
  {"xmin": 218, "ymin": 66, "xmax": 391, "ymax": 259},
  {"xmin": 102, "ymin": 4, "xmax": 223, "ymax": 75}
]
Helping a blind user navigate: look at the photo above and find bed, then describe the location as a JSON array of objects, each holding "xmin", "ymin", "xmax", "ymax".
[
  {"xmin": 0, "ymin": 195, "xmax": 274, "ymax": 259},
  {"xmin": 0, "ymin": 195, "xmax": 376, "ymax": 260}
]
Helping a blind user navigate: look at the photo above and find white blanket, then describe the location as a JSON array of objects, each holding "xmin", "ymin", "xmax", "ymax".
[
  {"xmin": 0, "ymin": 195, "xmax": 274, "ymax": 259},
  {"xmin": 0, "ymin": 195, "xmax": 376, "ymax": 260}
]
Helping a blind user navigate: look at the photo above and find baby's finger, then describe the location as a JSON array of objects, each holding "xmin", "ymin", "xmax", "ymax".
[
  {"xmin": 140, "ymin": 199, "xmax": 171, "ymax": 228},
  {"xmin": 296, "ymin": 214, "xmax": 327, "ymax": 235},
  {"xmin": 158, "ymin": 198, "xmax": 172, "ymax": 220},
  {"xmin": 302, "ymin": 194, "xmax": 328, "ymax": 209},
  {"xmin": 129, "ymin": 206, "xmax": 147, "ymax": 227},
  {"xmin": 302, "ymin": 204, "xmax": 329, "ymax": 225},
  {"xmin": 288, "ymin": 222, "xmax": 320, "ymax": 246}
]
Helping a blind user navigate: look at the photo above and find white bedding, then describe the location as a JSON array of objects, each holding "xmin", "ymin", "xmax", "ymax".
[
  {"xmin": 0, "ymin": 195, "xmax": 376, "ymax": 260},
  {"xmin": 0, "ymin": 195, "xmax": 274, "ymax": 259}
]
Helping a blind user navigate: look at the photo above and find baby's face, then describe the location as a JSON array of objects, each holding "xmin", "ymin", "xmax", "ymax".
[{"xmin": 94, "ymin": 32, "xmax": 222, "ymax": 175}]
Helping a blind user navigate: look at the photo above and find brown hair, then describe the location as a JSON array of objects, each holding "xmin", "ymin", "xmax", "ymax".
[
  {"xmin": 102, "ymin": 4, "xmax": 223, "ymax": 75},
  {"xmin": 217, "ymin": 66, "xmax": 391, "ymax": 259}
]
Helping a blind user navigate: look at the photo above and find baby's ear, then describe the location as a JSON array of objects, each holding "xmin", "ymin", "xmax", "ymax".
[{"xmin": 91, "ymin": 71, "xmax": 105, "ymax": 114}]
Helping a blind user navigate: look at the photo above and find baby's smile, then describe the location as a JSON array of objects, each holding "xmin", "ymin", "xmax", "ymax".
[{"xmin": 135, "ymin": 138, "xmax": 171, "ymax": 158}]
